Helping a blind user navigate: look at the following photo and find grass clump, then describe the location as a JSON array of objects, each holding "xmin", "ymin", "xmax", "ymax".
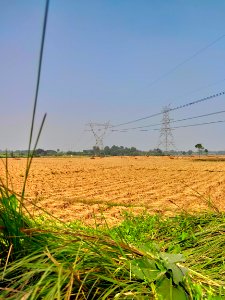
[
  {"xmin": 0, "ymin": 194, "xmax": 187, "ymax": 299},
  {"xmin": 0, "ymin": 192, "xmax": 224, "ymax": 299},
  {"xmin": 112, "ymin": 211, "xmax": 225, "ymax": 293}
]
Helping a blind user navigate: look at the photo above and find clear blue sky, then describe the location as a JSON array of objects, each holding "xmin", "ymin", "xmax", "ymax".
[{"xmin": 0, "ymin": 0, "xmax": 225, "ymax": 151}]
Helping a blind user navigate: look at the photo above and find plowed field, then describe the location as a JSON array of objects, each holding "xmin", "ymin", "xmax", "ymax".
[{"xmin": 1, "ymin": 156, "xmax": 225, "ymax": 225}]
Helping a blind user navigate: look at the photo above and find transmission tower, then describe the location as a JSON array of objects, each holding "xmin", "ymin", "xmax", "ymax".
[
  {"xmin": 158, "ymin": 106, "xmax": 175, "ymax": 153},
  {"xmin": 87, "ymin": 122, "xmax": 110, "ymax": 151}
]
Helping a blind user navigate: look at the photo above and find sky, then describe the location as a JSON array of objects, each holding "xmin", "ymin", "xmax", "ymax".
[{"xmin": 0, "ymin": 0, "xmax": 225, "ymax": 151}]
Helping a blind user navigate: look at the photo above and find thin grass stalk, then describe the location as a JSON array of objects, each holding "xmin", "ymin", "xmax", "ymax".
[
  {"xmin": 2, "ymin": 244, "xmax": 13, "ymax": 280},
  {"xmin": 0, "ymin": 183, "xmax": 67, "ymax": 228},
  {"xmin": 21, "ymin": 0, "xmax": 49, "ymax": 210},
  {"xmin": 0, "ymin": 154, "xmax": 14, "ymax": 203},
  {"xmin": 29, "ymin": 266, "xmax": 53, "ymax": 300},
  {"xmin": 21, "ymin": 110, "xmax": 47, "ymax": 209},
  {"xmin": 20, "ymin": 113, "xmax": 47, "ymax": 220},
  {"xmin": 5, "ymin": 151, "xmax": 9, "ymax": 197},
  {"xmin": 26, "ymin": 0, "xmax": 49, "ymax": 158},
  {"xmin": 64, "ymin": 272, "xmax": 74, "ymax": 300}
]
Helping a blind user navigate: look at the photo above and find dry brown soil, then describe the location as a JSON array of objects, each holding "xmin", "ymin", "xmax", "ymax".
[{"xmin": 1, "ymin": 156, "xmax": 225, "ymax": 225}]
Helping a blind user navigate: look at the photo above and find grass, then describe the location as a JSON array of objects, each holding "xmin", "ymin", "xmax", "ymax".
[
  {"xmin": 112, "ymin": 211, "xmax": 225, "ymax": 280},
  {"xmin": 0, "ymin": 189, "xmax": 224, "ymax": 299}
]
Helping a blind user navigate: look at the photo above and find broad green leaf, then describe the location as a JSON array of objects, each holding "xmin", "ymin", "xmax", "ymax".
[
  {"xmin": 156, "ymin": 278, "xmax": 188, "ymax": 300},
  {"xmin": 160, "ymin": 252, "xmax": 188, "ymax": 285},
  {"xmin": 160, "ymin": 253, "xmax": 185, "ymax": 264},
  {"xmin": 130, "ymin": 257, "xmax": 163, "ymax": 282},
  {"xmin": 139, "ymin": 242, "xmax": 160, "ymax": 254},
  {"xmin": 167, "ymin": 264, "xmax": 187, "ymax": 285}
]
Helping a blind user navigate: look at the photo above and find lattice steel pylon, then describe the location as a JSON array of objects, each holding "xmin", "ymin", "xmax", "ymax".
[
  {"xmin": 158, "ymin": 106, "xmax": 175, "ymax": 153},
  {"xmin": 87, "ymin": 122, "xmax": 110, "ymax": 151}
]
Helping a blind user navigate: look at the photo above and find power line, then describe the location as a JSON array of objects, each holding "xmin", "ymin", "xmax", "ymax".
[
  {"xmin": 144, "ymin": 33, "xmax": 225, "ymax": 89},
  {"xmin": 110, "ymin": 109, "xmax": 225, "ymax": 132},
  {"xmin": 166, "ymin": 77, "xmax": 225, "ymax": 104},
  {"xmin": 148, "ymin": 119, "xmax": 225, "ymax": 132},
  {"xmin": 111, "ymin": 91, "xmax": 225, "ymax": 128},
  {"xmin": 164, "ymin": 119, "xmax": 225, "ymax": 131},
  {"xmin": 114, "ymin": 119, "xmax": 225, "ymax": 133}
]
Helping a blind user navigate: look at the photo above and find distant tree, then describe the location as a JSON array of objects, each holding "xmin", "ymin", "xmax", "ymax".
[
  {"xmin": 204, "ymin": 149, "xmax": 209, "ymax": 155},
  {"xmin": 187, "ymin": 150, "xmax": 193, "ymax": 156},
  {"xmin": 104, "ymin": 146, "xmax": 110, "ymax": 155},
  {"xmin": 93, "ymin": 146, "xmax": 100, "ymax": 156},
  {"xmin": 110, "ymin": 145, "xmax": 120, "ymax": 156},
  {"xmin": 154, "ymin": 148, "xmax": 163, "ymax": 155},
  {"xmin": 130, "ymin": 147, "xmax": 137, "ymax": 151},
  {"xmin": 34, "ymin": 148, "xmax": 46, "ymax": 156},
  {"xmin": 195, "ymin": 144, "xmax": 204, "ymax": 157},
  {"xmin": 46, "ymin": 150, "xmax": 57, "ymax": 156}
]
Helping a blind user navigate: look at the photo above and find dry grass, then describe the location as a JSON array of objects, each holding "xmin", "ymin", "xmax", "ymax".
[{"xmin": 1, "ymin": 156, "xmax": 225, "ymax": 224}]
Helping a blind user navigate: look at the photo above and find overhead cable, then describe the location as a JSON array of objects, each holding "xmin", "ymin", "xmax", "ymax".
[
  {"xmin": 144, "ymin": 33, "xmax": 225, "ymax": 89},
  {"xmin": 111, "ymin": 91, "xmax": 225, "ymax": 128},
  {"xmin": 111, "ymin": 109, "xmax": 225, "ymax": 132},
  {"xmin": 115, "ymin": 119, "xmax": 225, "ymax": 132},
  {"xmin": 161, "ymin": 119, "xmax": 225, "ymax": 131}
]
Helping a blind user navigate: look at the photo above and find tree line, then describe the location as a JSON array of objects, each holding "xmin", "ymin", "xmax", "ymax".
[
  {"xmin": 0, "ymin": 144, "xmax": 215, "ymax": 158},
  {"xmin": 0, "ymin": 146, "xmax": 192, "ymax": 157}
]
